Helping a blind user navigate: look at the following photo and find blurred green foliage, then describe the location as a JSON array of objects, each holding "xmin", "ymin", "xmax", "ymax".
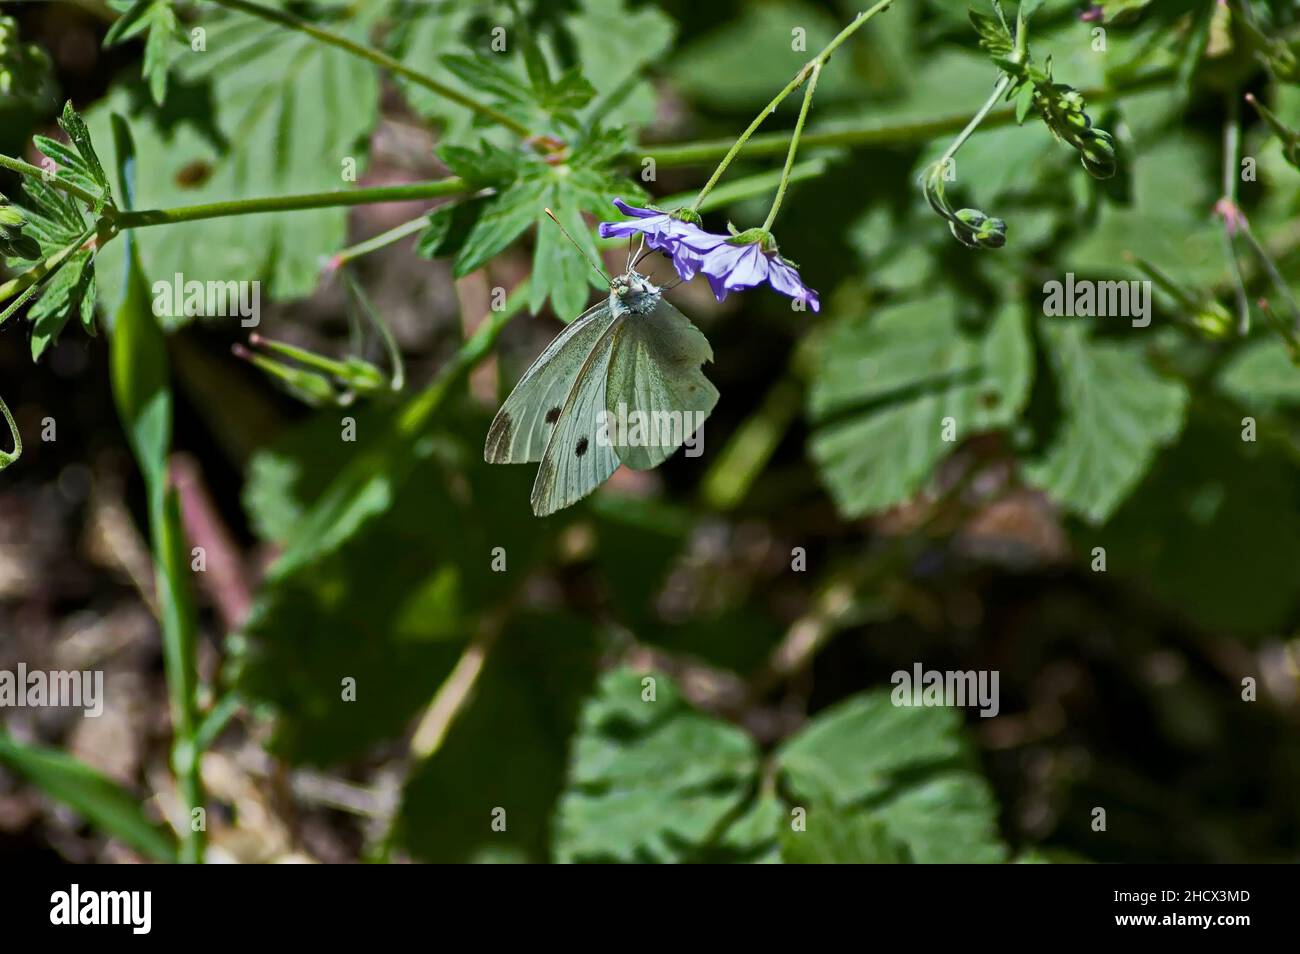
[{"xmin": 2, "ymin": 0, "xmax": 1300, "ymax": 864}]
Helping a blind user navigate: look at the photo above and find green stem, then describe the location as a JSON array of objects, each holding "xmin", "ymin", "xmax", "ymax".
[
  {"xmin": 689, "ymin": 0, "xmax": 895, "ymax": 210},
  {"xmin": 653, "ymin": 71, "xmax": 1172, "ymax": 169},
  {"xmin": 114, "ymin": 178, "xmax": 468, "ymax": 229},
  {"xmin": 204, "ymin": 0, "xmax": 532, "ymax": 138},
  {"xmin": 0, "ymin": 393, "xmax": 21, "ymax": 469},
  {"xmin": 0, "ymin": 226, "xmax": 97, "ymax": 317},
  {"xmin": 937, "ymin": 75, "xmax": 1012, "ymax": 172},
  {"xmin": 1219, "ymin": 92, "xmax": 1250, "ymax": 334},
  {"xmin": 661, "ymin": 157, "xmax": 830, "ymax": 214},
  {"xmin": 762, "ymin": 62, "xmax": 821, "ymax": 232},
  {"xmin": 330, "ymin": 212, "xmax": 435, "ymax": 268},
  {"xmin": 0, "ymin": 153, "xmax": 104, "ymax": 207},
  {"xmin": 935, "ymin": 3, "xmax": 1025, "ymax": 171}
]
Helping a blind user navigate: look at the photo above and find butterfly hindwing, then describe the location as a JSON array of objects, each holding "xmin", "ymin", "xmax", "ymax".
[
  {"xmin": 529, "ymin": 317, "xmax": 625, "ymax": 516},
  {"xmin": 605, "ymin": 298, "xmax": 718, "ymax": 470},
  {"xmin": 484, "ymin": 301, "xmax": 618, "ymax": 464}
]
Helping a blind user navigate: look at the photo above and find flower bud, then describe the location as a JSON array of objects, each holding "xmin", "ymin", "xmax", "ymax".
[
  {"xmin": 952, "ymin": 208, "xmax": 1007, "ymax": 249},
  {"xmin": 1191, "ymin": 301, "xmax": 1234, "ymax": 340}
]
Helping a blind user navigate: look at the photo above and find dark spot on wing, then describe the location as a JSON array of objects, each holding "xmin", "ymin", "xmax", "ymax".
[
  {"xmin": 575, "ymin": 436, "xmax": 589, "ymax": 456},
  {"xmin": 545, "ymin": 406, "xmax": 561, "ymax": 424}
]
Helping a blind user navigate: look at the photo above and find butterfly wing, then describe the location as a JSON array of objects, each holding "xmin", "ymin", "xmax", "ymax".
[
  {"xmin": 605, "ymin": 298, "xmax": 718, "ymax": 470},
  {"xmin": 484, "ymin": 301, "xmax": 617, "ymax": 464},
  {"xmin": 529, "ymin": 316, "xmax": 626, "ymax": 516}
]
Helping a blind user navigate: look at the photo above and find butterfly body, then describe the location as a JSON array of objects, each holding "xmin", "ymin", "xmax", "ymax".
[{"xmin": 485, "ymin": 270, "xmax": 717, "ymax": 516}]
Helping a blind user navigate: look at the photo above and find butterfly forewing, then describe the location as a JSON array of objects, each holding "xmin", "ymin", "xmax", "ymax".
[
  {"xmin": 605, "ymin": 298, "xmax": 718, "ymax": 470},
  {"xmin": 529, "ymin": 318, "xmax": 625, "ymax": 516},
  {"xmin": 484, "ymin": 301, "xmax": 617, "ymax": 464}
]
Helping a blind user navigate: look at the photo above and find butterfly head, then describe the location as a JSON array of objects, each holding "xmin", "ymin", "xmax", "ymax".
[{"xmin": 609, "ymin": 271, "xmax": 661, "ymax": 316}]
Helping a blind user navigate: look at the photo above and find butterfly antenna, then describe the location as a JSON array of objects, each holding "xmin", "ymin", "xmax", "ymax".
[
  {"xmin": 627, "ymin": 233, "xmax": 645, "ymax": 272},
  {"xmin": 630, "ymin": 243, "xmax": 656, "ymax": 272},
  {"xmin": 543, "ymin": 208, "xmax": 612, "ymax": 286}
]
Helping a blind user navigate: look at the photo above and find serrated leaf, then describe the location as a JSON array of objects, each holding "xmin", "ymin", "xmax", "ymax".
[
  {"xmin": 88, "ymin": 4, "xmax": 382, "ymax": 319},
  {"xmin": 106, "ymin": 0, "xmax": 179, "ymax": 105},
  {"xmin": 436, "ymin": 140, "xmax": 523, "ymax": 189},
  {"xmin": 1025, "ymin": 324, "xmax": 1188, "ymax": 524},
  {"xmin": 776, "ymin": 690, "xmax": 1007, "ymax": 863},
  {"xmin": 58, "ymin": 101, "xmax": 110, "ymax": 201},
  {"xmin": 27, "ymin": 248, "xmax": 93, "ymax": 360},
  {"xmin": 441, "ymin": 53, "xmax": 533, "ymax": 108},
  {"xmin": 415, "ymin": 197, "xmax": 487, "ymax": 261},
  {"xmin": 808, "ymin": 295, "xmax": 1032, "ymax": 517},
  {"xmin": 554, "ymin": 667, "xmax": 759, "ymax": 863},
  {"xmin": 31, "ymin": 136, "xmax": 105, "ymax": 199},
  {"xmin": 0, "ymin": 734, "xmax": 178, "ymax": 862},
  {"xmin": 453, "ymin": 177, "xmax": 547, "ymax": 277},
  {"xmin": 781, "ymin": 804, "xmax": 913, "ymax": 863},
  {"xmin": 142, "ymin": 0, "xmax": 179, "ymax": 105},
  {"xmin": 529, "ymin": 191, "xmax": 602, "ymax": 319}
]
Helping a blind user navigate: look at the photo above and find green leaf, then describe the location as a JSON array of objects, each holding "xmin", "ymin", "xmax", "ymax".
[
  {"xmin": 57, "ymin": 101, "xmax": 110, "ymax": 207},
  {"xmin": 89, "ymin": 3, "xmax": 382, "ymax": 317},
  {"xmin": 384, "ymin": 0, "xmax": 481, "ymax": 137},
  {"xmin": 1218, "ymin": 339, "xmax": 1300, "ymax": 413},
  {"xmin": 566, "ymin": 0, "xmax": 676, "ymax": 127},
  {"xmin": 105, "ymin": 0, "xmax": 179, "ymax": 105},
  {"xmin": 671, "ymin": 2, "xmax": 859, "ymax": 108},
  {"xmin": 776, "ymin": 690, "xmax": 1007, "ymax": 863},
  {"xmin": 808, "ymin": 295, "xmax": 1032, "ymax": 517},
  {"xmin": 780, "ymin": 805, "xmax": 913, "ymax": 863},
  {"xmin": 554, "ymin": 667, "xmax": 759, "ymax": 863},
  {"xmin": 30, "ymin": 136, "xmax": 106, "ymax": 201},
  {"xmin": 397, "ymin": 613, "xmax": 604, "ymax": 862},
  {"xmin": 27, "ymin": 248, "xmax": 93, "ymax": 360},
  {"xmin": 237, "ymin": 410, "xmax": 554, "ymax": 764},
  {"xmin": 453, "ymin": 177, "xmax": 547, "ymax": 277},
  {"xmin": 528, "ymin": 190, "xmax": 601, "ymax": 319},
  {"xmin": 415, "ymin": 195, "xmax": 491, "ymax": 262},
  {"xmin": 1025, "ymin": 324, "xmax": 1188, "ymax": 524},
  {"xmin": 107, "ymin": 116, "xmax": 202, "ymax": 864},
  {"xmin": 1083, "ymin": 409, "xmax": 1300, "ymax": 636},
  {"xmin": 436, "ymin": 140, "xmax": 523, "ymax": 189},
  {"xmin": 0, "ymin": 734, "xmax": 178, "ymax": 862},
  {"xmin": 451, "ymin": 147, "xmax": 631, "ymax": 317}
]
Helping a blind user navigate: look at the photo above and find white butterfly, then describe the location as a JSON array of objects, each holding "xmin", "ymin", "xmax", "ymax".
[{"xmin": 485, "ymin": 264, "xmax": 718, "ymax": 516}]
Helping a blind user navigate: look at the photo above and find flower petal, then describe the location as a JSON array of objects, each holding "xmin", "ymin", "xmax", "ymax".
[{"xmin": 611, "ymin": 197, "xmax": 658, "ymax": 219}]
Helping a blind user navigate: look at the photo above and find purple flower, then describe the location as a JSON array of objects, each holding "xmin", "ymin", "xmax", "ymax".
[
  {"xmin": 596, "ymin": 198, "xmax": 710, "ymax": 259},
  {"xmin": 598, "ymin": 199, "xmax": 820, "ymax": 312},
  {"xmin": 695, "ymin": 238, "xmax": 820, "ymax": 312}
]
